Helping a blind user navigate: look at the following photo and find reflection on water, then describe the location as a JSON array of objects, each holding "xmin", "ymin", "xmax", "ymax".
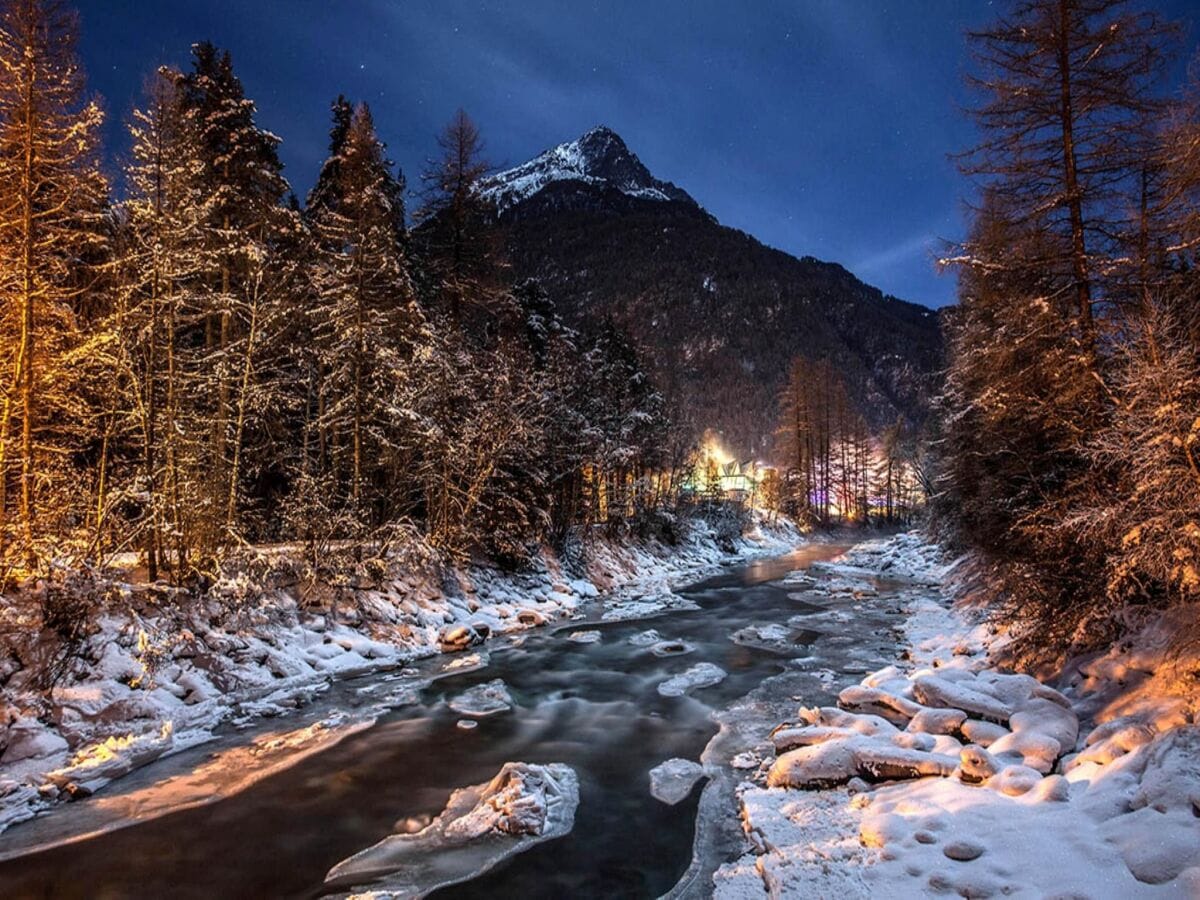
[{"xmin": 0, "ymin": 540, "xmax": 912, "ymax": 900}]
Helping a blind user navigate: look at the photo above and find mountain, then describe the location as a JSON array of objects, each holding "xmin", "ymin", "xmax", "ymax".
[
  {"xmin": 482, "ymin": 126, "xmax": 944, "ymax": 458},
  {"xmin": 481, "ymin": 126, "xmax": 695, "ymax": 213}
]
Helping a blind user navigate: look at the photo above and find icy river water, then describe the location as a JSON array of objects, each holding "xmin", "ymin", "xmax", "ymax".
[{"xmin": 0, "ymin": 540, "xmax": 918, "ymax": 899}]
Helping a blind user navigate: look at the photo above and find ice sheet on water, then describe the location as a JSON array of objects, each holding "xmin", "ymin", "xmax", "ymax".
[
  {"xmin": 565, "ymin": 629, "xmax": 601, "ymax": 644},
  {"xmin": 649, "ymin": 757, "xmax": 705, "ymax": 805},
  {"xmin": 657, "ymin": 663, "xmax": 727, "ymax": 698},
  {"xmin": 447, "ymin": 679, "xmax": 513, "ymax": 717},
  {"xmin": 325, "ymin": 761, "xmax": 579, "ymax": 897}
]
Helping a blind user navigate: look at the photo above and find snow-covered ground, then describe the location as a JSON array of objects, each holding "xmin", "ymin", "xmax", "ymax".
[
  {"xmin": 0, "ymin": 514, "xmax": 800, "ymax": 835},
  {"xmin": 714, "ymin": 532, "xmax": 1200, "ymax": 898}
]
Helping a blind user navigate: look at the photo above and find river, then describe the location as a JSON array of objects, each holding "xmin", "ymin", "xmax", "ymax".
[{"xmin": 0, "ymin": 539, "xmax": 917, "ymax": 899}]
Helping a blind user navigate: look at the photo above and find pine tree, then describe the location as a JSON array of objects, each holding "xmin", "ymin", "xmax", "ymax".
[
  {"xmin": 0, "ymin": 0, "xmax": 109, "ymax": 565},
  {"xmin": 415, "ymin": 109, "xmax": 507, "ymax": 329},
  {"xmin": 116, "ymin": 69, "xmax": 202, "ymax": 579},
  {"xmin": 305, "ymin": 100, "xmax": 424, "ymax": 524},
  {"xmin": 167, "ymin": 42, "xmax": 296, "ymax": 553}
]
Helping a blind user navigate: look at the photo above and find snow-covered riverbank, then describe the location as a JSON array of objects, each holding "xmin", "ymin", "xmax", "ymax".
[
  {"xmin": 0, "ymin": 515, "xmax": 800, "ymax": 835},
  {"xmin": 714, "ymin": 533, "xmax": 1200, "ymax": 898}
]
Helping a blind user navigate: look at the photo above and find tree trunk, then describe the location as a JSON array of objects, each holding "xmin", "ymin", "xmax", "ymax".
[{"xmin": 1056, "ymin": 0, "xmax": 1094, "ymax": 349}]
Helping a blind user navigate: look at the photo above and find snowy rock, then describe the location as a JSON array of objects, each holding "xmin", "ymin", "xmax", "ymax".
[
  {"xmin": 515, "ymin": 608, "xmax": 548, "ymax": 627},
  {"xmin": 650, "ymin": 640, "xmax": 694, "ymax": 658},
  {"xmin": 800, "ymin": 706, "xmax": 899, "ymax": 737},
  {"xmin": 943, "ymin": 840, "xmax": 984, "ymax": 862},
  {"xmin": 0, "ymin": 718, "xmax": 68, "ymax": 765},
  {"xmin": 768, "ymin": 736, "xmax": 956, "ymax": 789},
  {"xmin": 438, "ymin": 624, "xmax": 484, "ymax": 653},
  {"xmin": 448, "ymin": 679, "xmax": 514, "ymax": 717},
  {"xmin": 657, "ymin": 663, "xmax": 727, "ymax": 697},
  {"xmin": 1032, "ymin": 773, "xmax": 1071, "ymax": 802},
  {"xmin": 957, "ymin": 745, "xmax": 1000, "ymax": 784},
  {"xmin": 771, "ymin": 725, "xmax": 853, "ymax": 754},
  {"xmin": 837, "ymin": 685, "xmax": 922, "ymax": 725},
  {"xmin": 1069, "ymin": 720, "xmax": 1156, "ymax": 770},
  {"xmin": 907, "ymin": 707, "xmax": 967, "ymax": 737},
  {"xmin": 912, "ymin": 675, "xmax": 1011, "ymax": 725},
  {"xmin": 960, "ymin": 719, "xmax": 1009, "ymax": 748},
  {"xmin": 987, "ymin": 729, "xmax": 1061, "ymax": 774},
  {"xmin": 988, "ymin": 764, "xmax": 1043, "ymax": 797},
  {"xmin": 1008, "ymin": 697, "xmax": 1078, "ymax": 752},
  {"xmin": 325, "ymin": 761, "xmax": 579, "ymax": 896},
  {"xmin": 767, "ymin": 739, "xmax": 859, "ymax": 789},
  {"xmin": 648, "ymin": 757, "xmax": 705, "ymax": 805},
  {"xmin": 854, "ymin": 744, "xmax": 958, "ymax": 782}
]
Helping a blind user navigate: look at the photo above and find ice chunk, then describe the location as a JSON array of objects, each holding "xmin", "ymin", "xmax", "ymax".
[
  {"xmin": 325, "ymin": 762, "xmax": 578, "ymax": 895},
  {"xmin": 657, "ymin": 663, "xmax": 727, "ymax": 697},
  {"xmin": 730, "ymin": 623, "xmax": 801, "ymax": 654},
  {"xmin": 565, "ymin": 630, "xmax": 601, "ymax": 644},
  {"xmin": 448, "ymin": 679, "xmax": 513, "ymax": 717},
  {"xmin": 649, "ymin": 757, "xmax": 705, "ymax": 805},
  {"xmin": 630, "ymin": 629, "xmax": 663, "ymax": 647}
]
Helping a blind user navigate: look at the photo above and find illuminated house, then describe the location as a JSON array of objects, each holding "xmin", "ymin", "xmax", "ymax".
[{"xmin": 683, "ymin": 435, "xmax": 774, "ymax": 502}]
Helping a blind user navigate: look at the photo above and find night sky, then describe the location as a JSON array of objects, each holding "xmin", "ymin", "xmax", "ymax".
[{"xmin": 73, "ymin": 0, "xmax": 1197, "ymax": 309}]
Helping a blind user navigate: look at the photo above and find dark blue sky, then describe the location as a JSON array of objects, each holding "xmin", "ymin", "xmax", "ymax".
[{"xmin": 74, "ymin": 0, "xmax": 1196, "ymax": 308}]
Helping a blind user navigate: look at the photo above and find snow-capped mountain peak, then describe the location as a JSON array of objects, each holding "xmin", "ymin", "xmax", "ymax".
[{"xmin": 480, "ymin": 125, "xmax": 695, "ymax": 212}]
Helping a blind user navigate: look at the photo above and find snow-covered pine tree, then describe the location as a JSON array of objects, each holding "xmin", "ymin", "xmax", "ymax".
[
  {"xmin": 0, "ymin": 0, "xmax": 109, "ymax": 567},
  {"xmin": 305, "ymin": 100, "xmax": 424, "ymax": 528},
  {"xmin": 166, "ymin": 42, "xmax": 297, "ymax": 554},
  {"xmin": 583, "ymin": 318, "xmax": 668, "ymax": 525},
  {"xmin": 115, "ymin": 69, "xmax": 204, "ymax": 579}
]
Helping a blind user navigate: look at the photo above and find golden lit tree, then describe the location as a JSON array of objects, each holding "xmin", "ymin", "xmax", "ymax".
[{"xmin": 0, "ymin": 0, "xmax": 108, "ymax": 565}]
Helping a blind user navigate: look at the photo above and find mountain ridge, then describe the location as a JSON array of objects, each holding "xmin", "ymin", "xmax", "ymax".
[{"xmin": 485, "ymin": 126, "xmax": 943, "ymax": 456}]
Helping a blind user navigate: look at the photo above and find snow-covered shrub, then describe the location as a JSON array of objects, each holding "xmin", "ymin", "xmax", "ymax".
[
  {"xmin": 694, "ymin": 501, "xmax": 750, "ymax": 553},
  {"xmin": 1, "ymin": 567, "xmax": 117, "ymax": 690},
  {"xmin": 630, "ymin": 506, "xmax": 683, "ymax": 546}
]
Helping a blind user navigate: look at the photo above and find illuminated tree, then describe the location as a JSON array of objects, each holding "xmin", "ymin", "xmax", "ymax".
[{"xmin": 0, "ymin": 0, "xmax": 108, "ymax": 564}]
